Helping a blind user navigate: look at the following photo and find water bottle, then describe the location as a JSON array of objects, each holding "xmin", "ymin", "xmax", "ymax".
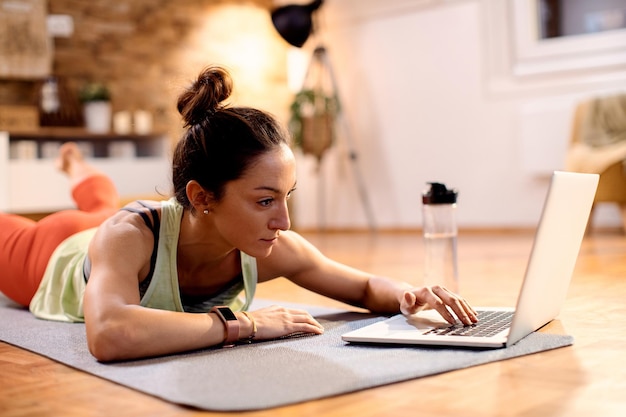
[{"xmin": 422, "ymin": 182, "xmax": 459, "ymax": 293}]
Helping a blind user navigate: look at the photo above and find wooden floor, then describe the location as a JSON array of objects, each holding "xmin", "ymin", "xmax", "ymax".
[{"xmin": 1, "ymin": 230, "xmax": 625, "ymax": 417}]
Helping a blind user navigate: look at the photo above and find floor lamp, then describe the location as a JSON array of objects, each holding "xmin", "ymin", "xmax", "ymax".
[{"xmin": 271, "ymin": 0, "xmax": 376, "ymax": 231}]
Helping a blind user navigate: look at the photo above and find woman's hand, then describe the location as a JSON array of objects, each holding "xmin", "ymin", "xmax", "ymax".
[
  {"xmin": 400, "ymin": 286, "xmax": 478, "ymax": 326},
  {"xmin": 247, "ymin": 305, "xmax": 325, "ymax": 340}
]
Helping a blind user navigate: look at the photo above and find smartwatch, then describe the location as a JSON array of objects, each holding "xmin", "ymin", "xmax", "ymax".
[{"xmin": 210, "ymin": 306, "xmax": 239, "ymax": 347}]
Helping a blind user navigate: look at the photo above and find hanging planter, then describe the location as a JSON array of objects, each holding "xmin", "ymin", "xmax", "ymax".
[
  {"xmin": 289, "ymin": 89, "xmax": 339, "ymax": 163},
  {"xmin": 79, "ymin": 82, "xmax": 112, "ymax": 134}
]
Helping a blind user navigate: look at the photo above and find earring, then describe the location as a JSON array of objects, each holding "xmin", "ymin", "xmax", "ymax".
[{"xmin": 203, "ymin": 209, "xmax": 209, "ymax": 215}]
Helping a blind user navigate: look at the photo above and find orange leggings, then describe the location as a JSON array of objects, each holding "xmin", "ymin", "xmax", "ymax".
[{"xmin": 0, "ymin": 175, "xmax": 119, "ymax": 307}]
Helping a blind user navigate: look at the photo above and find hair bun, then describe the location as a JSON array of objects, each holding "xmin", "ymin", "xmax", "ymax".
[{"xmin": 177, "ymin": 65, "xmax": 233, "ymax": 127}]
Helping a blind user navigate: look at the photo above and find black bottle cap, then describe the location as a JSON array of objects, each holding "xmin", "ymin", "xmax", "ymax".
[{"xmin": 422, "ymin": 182, "xmax": 458, "ymax": 204}]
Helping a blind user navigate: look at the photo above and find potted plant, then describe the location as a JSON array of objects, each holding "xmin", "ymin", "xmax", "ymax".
[
  {"xmin": 289, "ymin": 88, "xmax": 339, "ymax": 164},
  {"xmin": 79, "ymin": 82, "xmax": 112, "ymax": 133}
]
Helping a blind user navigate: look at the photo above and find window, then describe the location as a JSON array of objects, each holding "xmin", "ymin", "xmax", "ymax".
[
  {"xmin": 484, "ymin": 0, "xmax": 626, "ymax": 85},
  {"xmin": 538, "ymin": 0, "xmax": 626, "ymax": 39}
]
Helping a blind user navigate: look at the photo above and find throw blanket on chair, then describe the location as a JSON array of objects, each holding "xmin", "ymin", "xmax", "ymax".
[{"xmin": 566, "ymin": 93, "xmax": 626, "ymax": 174}]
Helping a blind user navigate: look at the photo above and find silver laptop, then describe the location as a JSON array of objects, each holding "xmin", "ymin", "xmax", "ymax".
[{"xmin": 342, "ymin": 171, "xmax": 599, "ymax": 348}]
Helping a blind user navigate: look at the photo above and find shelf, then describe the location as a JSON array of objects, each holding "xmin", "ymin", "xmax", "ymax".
[
  {"xmin": 7, "ymin": 127, "xmax": 167, "ymax": 141},
  {"xmin": 0, "ymin": 130, "xmax": 172, "ymax": 214}
]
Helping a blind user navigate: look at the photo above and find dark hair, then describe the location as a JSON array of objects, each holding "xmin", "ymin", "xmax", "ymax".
[{"xmin": 172, "ymin": 66, "xmax": 290, "ymax": 210}]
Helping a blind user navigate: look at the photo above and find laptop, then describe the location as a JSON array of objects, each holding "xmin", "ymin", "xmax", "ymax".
[{"xmin": 342, "ymin": 171, "xmax": 599, "ymax": 348}]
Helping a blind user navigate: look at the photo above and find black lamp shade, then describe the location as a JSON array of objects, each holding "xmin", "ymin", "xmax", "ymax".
[{"xmin": 271, "ymin": 0, "xmax": 323, "ymax": 48}]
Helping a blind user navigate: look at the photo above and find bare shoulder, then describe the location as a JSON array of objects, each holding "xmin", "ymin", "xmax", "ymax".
[
  {"xmin": 256, "ymin": 230, "xmax": 325, "ymax": 281},
  {"xmin": 121, "ymin": 199, "xmax": 163, "ymax": 213},
  {"xmin": 86, "ymin": 202, "xmax": 166, "ymax": 292},
  {"xmin": 101, "ymin": 201, "xmax": 156, "ymax": 231},
  {"xmin": 271, "ymin": 230, "xmax": 323, "ymax": 258},
  {"xmin": 105, "ymin": 199, "xmax": 162, "ymax": 228},
  {"xmin": 90, "ymin": 200, "xmax": 162, "ymax": 258}
]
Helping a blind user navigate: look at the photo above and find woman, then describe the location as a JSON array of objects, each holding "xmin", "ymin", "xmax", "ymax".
[{"xmin": 0, "ymin": 66, "xmax": 477, "ymax": 362}]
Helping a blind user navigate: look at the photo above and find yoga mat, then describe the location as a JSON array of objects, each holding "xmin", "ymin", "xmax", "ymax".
[{"xmin": 0, "ymin": 294, "xmax": 573, "ymax": 411}]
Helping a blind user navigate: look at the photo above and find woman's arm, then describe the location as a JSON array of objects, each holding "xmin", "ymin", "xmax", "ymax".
[
  {"xmin": 84, "ymin": 213, "xmax": 224, "ymax": 361},
  {"xmin": 83, "ymin": 213, "xmax": 323, "ymax": 362},
  {"xmin": 259, "ymin": 231, "xmax": 477, "ymax": 325},
  {"xmin": 83, "ymin": 212, "xmax": 257, "ymax": 362}
]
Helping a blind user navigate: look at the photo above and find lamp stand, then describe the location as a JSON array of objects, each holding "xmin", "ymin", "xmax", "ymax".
[{"xmin": 301, "ymin": 45, "xmax": 376, "ymax": 231}]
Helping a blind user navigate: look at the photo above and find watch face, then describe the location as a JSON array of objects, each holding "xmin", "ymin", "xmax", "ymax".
[{"xmin": 217, "ymin": 307, "xmax": 237, "ymax": 321}]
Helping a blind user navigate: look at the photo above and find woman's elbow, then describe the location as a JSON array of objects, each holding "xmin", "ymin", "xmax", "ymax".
[{"xmin": 86, "ymin": 319, "xmax": 136, "ymax": 362}]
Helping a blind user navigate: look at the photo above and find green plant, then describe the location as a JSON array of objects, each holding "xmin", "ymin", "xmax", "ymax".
[
  {"xmin": 289, "ymin": 89, "xmax": 339, "ymax": 160},
  {"xmin": 78, "ymin": 82, "xmax": 111, "ymax": 102}
]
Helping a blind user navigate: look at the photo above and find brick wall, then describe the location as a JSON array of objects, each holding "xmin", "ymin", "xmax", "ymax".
[{"xmin": 0, "ymin": 0, "xmax": 291, "ymax": 142}]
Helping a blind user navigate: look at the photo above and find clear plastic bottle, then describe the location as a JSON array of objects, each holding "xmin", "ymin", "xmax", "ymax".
[{"xmin": 422, "ymin": 182, "xmax": 459, "ymax": 293}]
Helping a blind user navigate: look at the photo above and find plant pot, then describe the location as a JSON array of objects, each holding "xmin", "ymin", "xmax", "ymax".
[
  {"xmin": 301, "ymin": 114, "xmax": 334, "ymax": 161},
  {"xmin": 83, "ymin": 101, "xmax": 112, "ymax": 133}
]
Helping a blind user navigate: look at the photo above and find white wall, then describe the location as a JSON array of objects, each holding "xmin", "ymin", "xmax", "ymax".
[{"xmin": 288, "ymin": 0, "xmax": 626, "ymax": 230}]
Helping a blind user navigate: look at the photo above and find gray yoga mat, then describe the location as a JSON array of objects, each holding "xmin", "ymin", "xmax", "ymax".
[{"xmin": 0, "ymin": 294, "xmax": 573, "ymax": 411}]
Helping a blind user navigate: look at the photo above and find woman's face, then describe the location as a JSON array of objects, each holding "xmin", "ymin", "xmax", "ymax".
[{"xmin": 209, "ymin": 144, "xmax": 296, "ymax": 258}]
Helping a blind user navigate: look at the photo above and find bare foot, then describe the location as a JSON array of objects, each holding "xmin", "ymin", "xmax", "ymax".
[
  {"xmin": 55, "ymin": 142, "xmax": 102, "ymax": 188},
  {"xmin": 55, "ymin": 142, "xmax": 81, "ymax": 174}
]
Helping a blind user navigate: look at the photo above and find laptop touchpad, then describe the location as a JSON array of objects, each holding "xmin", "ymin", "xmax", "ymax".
[{"xmin": 394, "ymin": 310, "xmax": 451, "ymax": 333}]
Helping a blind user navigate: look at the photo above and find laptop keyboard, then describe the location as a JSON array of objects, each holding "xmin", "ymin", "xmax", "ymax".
[{"xmin": 424, "ymin": 310, "xmax": 514, "ymax": 337}]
